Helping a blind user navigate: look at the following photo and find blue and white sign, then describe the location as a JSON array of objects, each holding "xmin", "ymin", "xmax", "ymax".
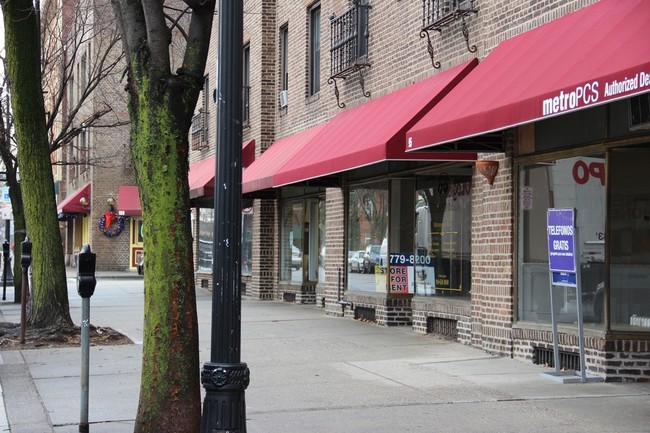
[{"xmin": 547, "ymin": 208, "xmax": 577, "ymax": 286}]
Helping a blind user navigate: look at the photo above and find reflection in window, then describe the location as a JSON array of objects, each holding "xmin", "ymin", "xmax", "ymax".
[
  {"xmin": 281, "ymin": 201, "xmax": 304, "ymax": 283},
  {"xmin": 198, "ymin": 208, "xmax": 214, "ymax": 272},
  {"xmin": 347, "ymin": 182, "xmax": 389, "ymax": 292},
  {"xmin": 609, "ymin": 149, "xmax": 650, "ymax": 330},
  {"xmin": 415, "ymin": 173, "xmax": 471, "ymax": 297},
  {"xmin": 518, "ymin": 155, "xmax": 606, "ymax": 325},
  {"xmin": 241, "ymin": 207, "xmax": 253, "ymax": 276}
]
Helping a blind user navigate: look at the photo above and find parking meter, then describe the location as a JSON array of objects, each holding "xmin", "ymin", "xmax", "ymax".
[
  {"xmin": 2, "ymin": 241, "xmax": 8, "ymax": 261},
  {"xmin": 77, "ymin": 244, "xmax": 96, "ymax": 298},
  {"xmin": 2, "ymin": 241, "xmax": 8, "ymax": 300},
  {"xmin": 21, "ymin": 237, "xmax": 32, "ymax": 272}
]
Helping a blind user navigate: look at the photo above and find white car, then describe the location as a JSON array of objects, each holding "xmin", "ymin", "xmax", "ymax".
[{"xmin": 348, "ymin": 250, "xmax": 365, "ymax": 273}]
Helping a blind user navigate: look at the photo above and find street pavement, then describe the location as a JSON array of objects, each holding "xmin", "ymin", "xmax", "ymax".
[{"xmin": 0, "ymin": 271, "xmax": 648, "ymax": 432}]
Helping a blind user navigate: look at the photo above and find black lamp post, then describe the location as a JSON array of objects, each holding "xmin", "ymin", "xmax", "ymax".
[{"xmin": 199, "ymin": 1, "xmax": 248, "ymax": 432}]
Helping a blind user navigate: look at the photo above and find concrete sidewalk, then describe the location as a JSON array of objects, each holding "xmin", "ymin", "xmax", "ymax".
[{"xmin": 0, "ymin": 275, "xmax": 649, "ymax": 432}]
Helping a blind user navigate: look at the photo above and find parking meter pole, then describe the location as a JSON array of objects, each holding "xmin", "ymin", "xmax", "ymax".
[
  {"xmin": 76, "ymin": 244, "xmax": 96, "ymax": 433},
  {"xmin": 19, "ymin": 237, "xmax": 31, "ymax": 345},
  {"xmin": 2, "ymin": 241, "xmax": 9, "ymax": 300},
  {"xmin": 200, "ymin": 2, "xmax": 248, "ymax": 432},
  {"xmin": 80, "ymin": 297, "xmax": 90, "ymax": 433}
]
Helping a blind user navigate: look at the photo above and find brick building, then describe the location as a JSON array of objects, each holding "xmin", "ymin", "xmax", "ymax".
[{"xmin": 185, "ymin": 0, "xmax": 650, "ymax": 382}]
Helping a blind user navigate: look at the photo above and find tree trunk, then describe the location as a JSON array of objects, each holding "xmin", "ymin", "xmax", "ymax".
[
  {"xmin": 1, "ymin": 0, "xmax": 72, "ymax": 328},
  {"xmin": 132, "ymin": 86, "xmax": 200, "ymax": 433}
]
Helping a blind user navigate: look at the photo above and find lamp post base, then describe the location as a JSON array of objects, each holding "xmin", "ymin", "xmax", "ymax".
[{"xmin": 200, "ymin": 362, "xmax": 250, "ymax": 433}]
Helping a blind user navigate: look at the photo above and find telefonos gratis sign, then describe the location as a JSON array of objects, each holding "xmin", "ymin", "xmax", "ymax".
[{"xmin": 547, "ymin": 208, "xmax": 577, "ymax": 286}]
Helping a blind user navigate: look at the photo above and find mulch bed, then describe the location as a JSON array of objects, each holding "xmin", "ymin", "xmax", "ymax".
[{"xmin": 0, "ymin": 322, "xmax": 133, "ymax": 349}]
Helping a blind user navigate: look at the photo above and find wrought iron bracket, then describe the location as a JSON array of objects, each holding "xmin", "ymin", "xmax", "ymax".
[
  {"xmin": 420, "ymin": 6, "xmax": 478, "ymax": 69},
  {"xmin": 327, "ymin": 63, "xmax": 371, "ymax": 109}
]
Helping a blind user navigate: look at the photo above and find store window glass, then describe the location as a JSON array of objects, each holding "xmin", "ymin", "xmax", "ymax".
[
  {"xmin": 347, "ymin": 181, "xmax": 389, "ymax": 292},
  {"xmin": 609, "ymin": 149, "xmax": 650, "ymax": 330},
  {"xmin": 281, "ymin": 201, "xmax": 304, "ymax": 283},
  {"xmin": 318, "ymin": 199, "xmax": 326, "ymax": 284},
  {"xmin": 241, "ymin": 207, "xmax": 253, "ymax": 276},
  {"xmin": 198, "ymin": 208, "xmax": 214, "ymax": 272},
  {"xmin": 414, "ymin": 172, "xmax": 472, "ymax": 298},
  {"xmin": 518, "ymin": 155, "xmax": 606, "ymax": 325}
]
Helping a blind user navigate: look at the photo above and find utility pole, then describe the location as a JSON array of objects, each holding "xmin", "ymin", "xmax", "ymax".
[{"xmin": 200, "ymin": 1, "xmax": 248, "ymax": 432}]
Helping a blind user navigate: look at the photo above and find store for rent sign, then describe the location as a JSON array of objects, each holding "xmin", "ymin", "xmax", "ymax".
[
  {"xmin": 388, "ymin": 253, "xmax": 415, "ymax": 294},
  {"xmin": 542, "ymin": 70, "xmax": 650, "ymax": 117}
]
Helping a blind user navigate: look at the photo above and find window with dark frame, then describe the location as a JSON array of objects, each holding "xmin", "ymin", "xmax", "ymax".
[
  {"xmin": 309, "ymin": 3, "xmax": 321, "ymax": 96},
  {"xmin": 191, "ymin": 75, "xmax": 210, "ymax": 150},
  {"xmin": 280, "ymin": 25, "xmax": 288, "ymax": 93},
  {"xmin": 329, "ymin": 0, "xmax": 369, "ymax": 77},
  {"xmin": 243, "ymin": 44, "xmax": 250, "ymax": 123}
]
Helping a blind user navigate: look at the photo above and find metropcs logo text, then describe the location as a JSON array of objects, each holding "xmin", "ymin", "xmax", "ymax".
[{"xmin": 542, "ymin": 71, "xmax": 650, "ymax": 116}]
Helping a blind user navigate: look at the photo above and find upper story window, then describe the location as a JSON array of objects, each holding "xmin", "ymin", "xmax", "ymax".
[
  {"xmin": 243, "ymin": 44, "xmax": 250, "ymax": 123},
  {"xmin": 329, "ymin": 0, "xmax": 370, "ymax": 77},
  {"xmin": 191, "ymin": 75, "xmax": 210, "ymax": 151},
  {"xmin": 280, "ymin": 25, "xmax": 289, "ymax": 93},
  {"xmin": 308, "ymin": 2, "xmax": 321, "ymax": 96}
]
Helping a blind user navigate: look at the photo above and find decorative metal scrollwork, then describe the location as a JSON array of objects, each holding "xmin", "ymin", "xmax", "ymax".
[
  {"xmin": 420, "ymin": 28, "xmax": 442, "ymax": 69},
  {"xmin": 420, "ymin": 2, "xmax": 478, "ymax": 69},
  {"xmin": 328, "ymin": 63, "xmax": 371, "ymax": 109}
]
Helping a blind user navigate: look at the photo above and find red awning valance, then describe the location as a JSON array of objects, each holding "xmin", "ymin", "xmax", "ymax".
[
  {"xmin": 406, "ymin": 0, "xmax": 650, "ymax": 151},
  {"xmin": 242, "ymin": 139, "xmax": 255, "ymax": 168},
  {"xmin": 116, "ymin": 185, "xmax": 141, "ymax": 216},
  {"xmin": 57, "ymin": 183, "xmax": 91, "ymax": 214}
]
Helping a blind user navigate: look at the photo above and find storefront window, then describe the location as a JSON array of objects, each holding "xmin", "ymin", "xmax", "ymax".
[
  {"xmin": 318, "ymin": 199, "xmax": 326, "ymax": 284},
  {"xmin": 280, "ymin": 201, "xmax": 304, "ymax": 283},
  {"xmin": 414, "ymin": 171, "xmax": 472, "ymax": 298},
  {"xmin": 518, "ymin": 155, "xmax": 606, "ymax": 325},
  {"xmin": 241, "ymin": 207, "xmax": 253, "ymax": 276},
  {"xmin": 347, "ymin": 181, "xmax": 389, "ymax": 292},
  {"xmin": 609, "ymin": 149, "xmax": 650, "ymax": 330},
  {"xmin": 198, "ymin": 208, "xmax": 214, "ymax": 272}
]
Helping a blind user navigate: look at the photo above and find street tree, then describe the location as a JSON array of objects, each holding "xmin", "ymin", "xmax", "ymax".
[
  {"xmin": 0, "ymin": 0, "xmax": 125, "ymax": 313},
  {"xmin": 110, "ymin": 0, "xmax": 215, "ymax": 430},
  {"xmin": 1, "ymin": 0, "xmax": 73, "ymax": 327}
]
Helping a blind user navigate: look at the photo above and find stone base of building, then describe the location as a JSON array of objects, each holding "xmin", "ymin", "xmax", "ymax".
[
  {"xmin": 278, "ymin": 282, "xmax": 317, "ymax": 304},
  {"xmin": 412, "ymin": 297, "xmax": 472, "ymax": 344}
]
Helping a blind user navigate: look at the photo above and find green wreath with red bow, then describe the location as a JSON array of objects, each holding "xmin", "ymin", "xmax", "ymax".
[{"xmin": 99, "ymin": 211, "xmax": 125, "ymax": 237}]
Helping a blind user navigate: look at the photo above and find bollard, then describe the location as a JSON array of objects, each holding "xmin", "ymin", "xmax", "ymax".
[
  {"xmin": 77, "ymin": 244, "xmax": 96, "ymax": 433},
  {"xmin": 19, "ymin": 237, "xmax": 31, "ymax": 344},
  {"xmin": 2, "ymin": 241, "xmax": 8, "ymax": 301}
]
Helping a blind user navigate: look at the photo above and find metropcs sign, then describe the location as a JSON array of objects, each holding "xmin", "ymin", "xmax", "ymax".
[{"xmin": 542, "ymin": 69, "xmax": 650, "ymax": 117}]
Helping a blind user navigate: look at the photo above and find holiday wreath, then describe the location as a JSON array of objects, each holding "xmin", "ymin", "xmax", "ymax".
[{"xmin": 99, "ymin": 211, "xmax": 125, "ymax": 237}]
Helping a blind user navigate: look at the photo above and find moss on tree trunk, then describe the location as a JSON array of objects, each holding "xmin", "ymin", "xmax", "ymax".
[{"xmin": 1, "ymin": 0, "xmax": 72, "ymax": 328}]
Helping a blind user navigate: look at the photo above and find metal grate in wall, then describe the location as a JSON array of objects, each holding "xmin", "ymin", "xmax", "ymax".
[
  {"xmin": 533, "ymin": 346, "xmax": 581, "ymax": 371},
  {"xmin": 355, "ymin": 307, "xmax": 376, "ymax": 323},
  {"xmin": 283, "ymin": 292, "xmax": 296, "ymax": 303},
  {"xmin": 426, "ymin": 317, "xmax": 458, "ymax": 340}
]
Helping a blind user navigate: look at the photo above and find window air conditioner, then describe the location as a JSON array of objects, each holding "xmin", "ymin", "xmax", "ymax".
[{"xmin": 279, "ymin": 90, "xmax": 289, "ymax": 108}]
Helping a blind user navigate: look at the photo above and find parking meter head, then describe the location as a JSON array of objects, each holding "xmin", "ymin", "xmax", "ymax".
[
  {"xmin": 20, "ymin": 238, "xmax": 32, "ymax": 271},
  {"xmin": 2, "ymin": 241, "xmax": 8, "ymax": 259},
  {"xmin": 77, "ymin": 244, "xmax": 96, "ymax": 298}
]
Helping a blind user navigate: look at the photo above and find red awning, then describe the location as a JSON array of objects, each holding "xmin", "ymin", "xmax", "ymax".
[
  {"xmin": 116, "ymin": 185, "xmax": 141, "ymax": 216},
  {"xmin": 242, "ymin": 123, "xmax": 328, "ymax": 194},
  {"xmin": 406, "ymin": 0, "xmax": 650, "ymax": 151},
  {"xmin": 190, "ymin": 140, "xmax": 257, "ymax": 199},
  {"xmin": 57, "ymin": 183, "xmax": 91, "ymax": 214},
  {"xmin": 273, "ymin": 60, "xmax": 478, "ymax": 187},
  {"xmin": 242, "ymin": 139, "xmax": 255, "ymax": 168},
  {"xmin": 188, "ymin": 156, "xmax": 216, "ymax": 200}
]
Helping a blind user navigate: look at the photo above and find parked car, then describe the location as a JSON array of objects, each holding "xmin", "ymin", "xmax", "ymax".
[
  {"xmin": 348, "ymin": 250, "xmax": 365, "ymax": 273},
  {"xmin": 363, "ymin": 245, "xmax": 382, "ymax": 274},
  {"xmin": 291, "ymin": 245, "xmax": 302, "ymax": 269}
]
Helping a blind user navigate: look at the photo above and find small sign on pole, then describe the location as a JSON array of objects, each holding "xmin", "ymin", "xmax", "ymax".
[{"xmin": 543, "ymin": 208, "xmax": 602, "ymax": 384}]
